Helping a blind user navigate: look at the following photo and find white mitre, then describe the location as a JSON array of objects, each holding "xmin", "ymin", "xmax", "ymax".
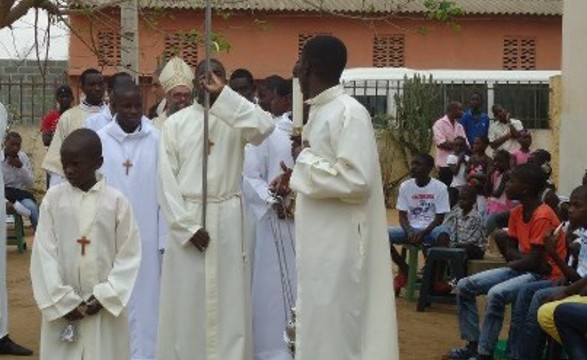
[{"xmin": 159, "ymin": 57, "xmax": 194, "ymax": 93}]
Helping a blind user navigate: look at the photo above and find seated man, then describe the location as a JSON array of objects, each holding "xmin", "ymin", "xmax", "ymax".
[
  {"xmin": 389, "ymin": 153, "xmax": 451, "ymax": 295},
  {"xmin": 446, "ymin": 164, "xmax": 566, "ymax": 360},
  {"xmin": 1, "ymin": 132, "xmax": 38, "ymax": 231}
]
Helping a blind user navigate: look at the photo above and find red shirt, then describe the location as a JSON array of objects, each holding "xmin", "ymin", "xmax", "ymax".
[
  {"xmin": 508, "ymin": 204, "xmax": 566, "ymax": 279},
  {"xmin": 40, "ymin": 110, "xmax": 60, "ymax": 133}
]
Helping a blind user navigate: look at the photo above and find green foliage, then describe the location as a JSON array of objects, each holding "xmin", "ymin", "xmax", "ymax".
[
  {"xmin": 423, "ymin": 0, "xmax": 464, "ymax": 28},
  {"xmin": 376, "ymin": 74, "xmax": 443, "ymax": 205},
  {"xmin": 392, "ymin": 74, "xmax": 441, "ymax": 156}
]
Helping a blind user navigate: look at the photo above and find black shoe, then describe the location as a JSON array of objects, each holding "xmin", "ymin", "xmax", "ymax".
[{"xmin": 0, "ymin": 336, "xmax": 33, "ymax": 356}]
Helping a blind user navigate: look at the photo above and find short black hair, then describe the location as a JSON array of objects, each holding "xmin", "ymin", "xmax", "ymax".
[
  {"xmin": 112, "ymin": 82, "xmax": 142, "ymax": 99},
  {"xmin": 80, "ymin": 68, "xmax": 101, "ymax": 86},
  {"xmin": 571, "ymin": 185, "xmax": 587, "ymax": 202},
  {"xmin": 471, "ymin": 92, "xmax": 483, "ymax": 100},
  {"xmin": 260, "ymin": 75, "xmax": 285, "ymax": 92},
  {"xmin": 5, "ymin": 131, "xmax": 21, "ymax": 141},
  {"xmin": 414, "ymin": 153, "xmax": 435, "ymax": 169},
  {"xmin": 459, "ymin": 185, "xmax": 478, "ymax": 200},
  {"xmin": 494, "ymin": 149, "xmax": 511, "ymax": 163},
  {"xmin": 107, "ymin": 72, "xmax": 133, "ymax": 91},
  {"xmin": 446, "ymin": 101, "xmax": 462, "ymax": 112},
  {"xmin": 229, "ymin": 68, "xmax": 254, "ymax": 84},
  {"xmin": 302, "ymin": 35, "xmax": 347, "ymax": 84},
  {"xmin": 475, "ymin": 135, "xmax": 490, "ymax": 145},
  {"xmin": 196, "ymin": 58, "xmax": 226, "ymax": 79},
  {"xmin": 56, "ymin": 85, "xmax": 72, "ymax": 97},
  {"xmin": 275, "ymin": 79, "xmax": 293, "ymax": 97},
  {"xmin": 531, "ymin": 149, "xmax": 552, "ymax": 165},
  {"xmin": 510, "ymin": 163, "xmax": 547, "ymax": 197},
  {"xmin": 61, "ymin": 128, "xmax": 102, "ymax": 159}
]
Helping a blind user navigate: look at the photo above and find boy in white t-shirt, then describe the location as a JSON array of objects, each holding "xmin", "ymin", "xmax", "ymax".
[{"xmin": 389, "ymin": 153, "xmax": 451, "ymax": 295}]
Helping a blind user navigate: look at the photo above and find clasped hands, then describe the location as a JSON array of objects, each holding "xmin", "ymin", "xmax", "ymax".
[{"xmin": 63, "ymin": 295, "xmax": 103, "ymax": 321}]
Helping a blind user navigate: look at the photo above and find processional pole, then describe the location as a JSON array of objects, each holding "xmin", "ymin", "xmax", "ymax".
[{"xmin": 202, "ymin": 0, "xmax": 212, "ymax": 230}]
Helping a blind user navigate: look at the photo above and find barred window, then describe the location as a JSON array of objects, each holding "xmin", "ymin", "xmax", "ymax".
[
  {"xmin": 164, "ymin": 32, "xmax": 199, "ymax": 67},
  {"xmin": 97, "ymin": 31, "xmax": 121, "ymax": 67},
  {"xmin": 373, "ymin": 35, "xmax": 405, "ymax": 68},
  {"xmin": 503, "ymin": 37, "xmax": 536, "ymax": 70}
]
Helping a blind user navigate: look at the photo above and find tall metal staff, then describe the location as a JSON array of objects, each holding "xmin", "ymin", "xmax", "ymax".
[{"xmin": 202, "ymin": 0, "xmax": 212, "ymax": 230}]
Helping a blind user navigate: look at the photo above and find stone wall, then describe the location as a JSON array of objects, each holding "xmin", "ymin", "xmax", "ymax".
[{"xmin": 0, "ymin": 59, "xmax": 69, "ymax": 126}]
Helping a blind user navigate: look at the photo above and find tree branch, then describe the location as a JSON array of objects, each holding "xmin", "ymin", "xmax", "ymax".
[{"xmin": 0, "ymin": 0, "xmax": 67, "ymax": 29}]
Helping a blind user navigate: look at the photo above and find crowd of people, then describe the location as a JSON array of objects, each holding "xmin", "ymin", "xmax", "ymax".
[
  {"xmin": 0, "ymin": 33, "xmax": 583, "ymax": 360},
  {"xmin": 388, "ymin": 90, "xmax": 587, "ymax": 359},
  {"xmin": 0, "ymin": 35, "xmax": 399, "ymax": 360}
]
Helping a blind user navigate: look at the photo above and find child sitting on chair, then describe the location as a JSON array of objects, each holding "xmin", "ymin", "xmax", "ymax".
[
  {"xmin": 437, "ymin": 186, "xmax": 486, "ymax": 260},
  {"xmin": 388, "ymin": 153, "xmax": 451, "ymax": 296}
]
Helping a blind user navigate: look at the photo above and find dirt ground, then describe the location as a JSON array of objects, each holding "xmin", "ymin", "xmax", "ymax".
[{"xmin": 3, "ymin": 216, "xmax": 511, "ymax": 360}]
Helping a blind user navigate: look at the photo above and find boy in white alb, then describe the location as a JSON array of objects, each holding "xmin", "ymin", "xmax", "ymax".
[
  {"xmin": 388, "ymin": 153, "xmax": 451, "ymax": 295},
  {"xmin": 30, "ymin": 129, "xmax": 141, "ymax": 360},
  {"xmin": 97, "ymin": 83, "xmax": 165, "ymax": 360}
]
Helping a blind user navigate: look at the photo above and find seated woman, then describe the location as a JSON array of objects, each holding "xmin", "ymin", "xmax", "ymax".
[{"xmin": 1, "ymin": 132, "xmax": 38, "ymax": 231}]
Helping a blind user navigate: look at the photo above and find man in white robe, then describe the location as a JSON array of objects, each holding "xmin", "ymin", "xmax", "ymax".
[
  {"xmin": 30, "ymin": 128, "xmax": 141, "ymax": 360},
  {"xmin": 152, "ymin": 57, "xmax": 194, "ymax": 129},
  {"xmin": 157, "ymin": 59, "xmax": 274, "ymax": 360},
  {"xmin": 42, "ymin": 69, "xmax": 106, "ymax": 187},
  {"xmin": 97, "ymin": 83, "xmax": 165, "ymax": 360},
  {"xmin": 85, "ymin": 72, "xmax": 134, "ymax": 132},
  {"xmin": 243, "ymin": 79, "xmax": 296, "ymax": 360},
  {"xmin": 280, "ymin": 35, "xmax": 399, "ymax": 360},
  {"xmin": 0, "ymin": 103, "xmax": 33, "ymax": 356}
]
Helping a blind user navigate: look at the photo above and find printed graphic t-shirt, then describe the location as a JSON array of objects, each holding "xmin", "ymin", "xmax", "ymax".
[{"xmin": 396, "ymin": 178, "xmax": 451, "ymax": 230}]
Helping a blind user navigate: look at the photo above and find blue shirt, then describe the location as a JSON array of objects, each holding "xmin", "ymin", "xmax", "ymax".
[{"xmin": 459, "ymin": 109, "xmax": 490, "ymax": 144}]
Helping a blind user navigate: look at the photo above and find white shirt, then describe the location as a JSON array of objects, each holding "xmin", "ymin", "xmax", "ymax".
[
  {"xmin": 85, "ymin": 106, "xmax": 113, "ymax": 132},
  {"xmin": 290, "ymin": 85, "xmax": 398, "ymax": 360},
  {"xmin": 447, "ymin": 154, "xmax": 469, "ymax": 187},
  {"xmin": 396, "ymin": 178, "xmax": 451, "ymax": 230},
  {"xmin": 0, "ymin": 151, "xmax": 34, "ymax": 190},
  {"xmin": 30, "ymin": 179, "xmax": 141, "ymax": 360},
  {"xmin": 488, "ymin": 118, "xmax": 524, "ymax": 153}
]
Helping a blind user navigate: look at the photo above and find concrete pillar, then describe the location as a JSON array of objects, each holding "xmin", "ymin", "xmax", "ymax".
[{"xmin": 559, "ymin": 0, "xmax": 587, "ymax": 195}]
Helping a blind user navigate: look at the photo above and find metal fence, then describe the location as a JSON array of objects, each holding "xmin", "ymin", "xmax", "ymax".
[
  {"xmin": 343, "ymin": 79, "xmax": 551, "ymax": 129},
  {"xmin": 0, "ymin": 76, "xmax": 160, "ymax": 126},
  {"xmin": 0, "ymin": 76, "xmax": 68, "ymax": 126}
]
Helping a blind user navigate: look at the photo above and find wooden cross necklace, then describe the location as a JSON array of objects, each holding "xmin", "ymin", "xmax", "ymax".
[
  {"xmin": 123, "ymin": 159, "xmax": 133, "ymax": 175},
  {"xmin": 77, "ymin": 236, "xmax": 91, "ymax": 256},
  {"xmin": 69, "ymin": 183, "xmax": 105, "ymax": 257}
]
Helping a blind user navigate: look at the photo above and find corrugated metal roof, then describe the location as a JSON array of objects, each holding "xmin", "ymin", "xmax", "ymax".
[{"xmin": 75, "ymin": 0, "xmax": 563, "ymax": 16}]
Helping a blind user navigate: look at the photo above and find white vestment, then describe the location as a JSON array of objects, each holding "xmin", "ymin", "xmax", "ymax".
[
  {"xmin": 157, "ymin": 86, "xmax": 274, "ymax": 360},
  {"xmin": 290, "ymin": 85, "xmax": 399, "ymax": 360},
  {"xmin": 42, "ymin": 103, "xmax": 106, "ymax": 184},
  {"xmin": 98, "ymin": 117, "xmax": 165, "ymax": 360},
  {"xmin": 30, "ymin": 179, "xmax": 141, "ymax": 360},
  {"xmin": 85, "ymin": 106, "xmax": 113, "ymax": 132},
  {"xmin": 0, "ymin": 104, "xmax": 8, "ymax": 336},
  {"xmin": 243, "ymin": 114, "xmax": 296, "ymax": 360},
  {"xmin": 152, "ymin": 112, "xmax": 166, "ymax": 130}
]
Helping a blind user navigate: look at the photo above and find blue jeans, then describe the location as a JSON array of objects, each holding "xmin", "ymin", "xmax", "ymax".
[
  {"xmin": 554, "ymin": 303, "xmax": 587, "ymax": 360},
  {"xmin": 19, "ymin": 198, "xmax": 38, "ymax": 231},
  {"xmin": 456, "ymin": 267, "xmax": 542, "ymax": 356},
  {"xmin": 507, "ymin": 280, "xmax": 559, "ymax": 359},
  {"xmin": 388, "ymin": 225, "xmax": 449, "ymax": 246}
]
